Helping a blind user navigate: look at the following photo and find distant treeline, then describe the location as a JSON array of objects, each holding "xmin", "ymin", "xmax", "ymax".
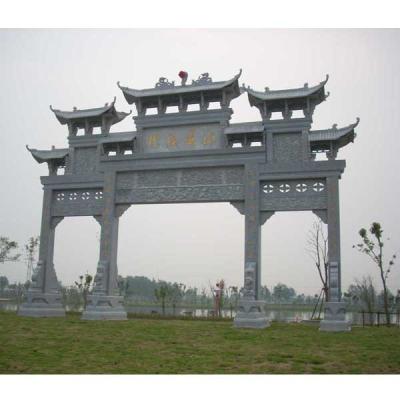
[{"xmin": 1, "ymin": 274, "xmax": 399, "ymax": 313}]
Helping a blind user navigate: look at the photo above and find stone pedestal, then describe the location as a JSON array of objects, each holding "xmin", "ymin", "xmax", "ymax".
[
  {"xmin": 81, "ymin": 294, "xmax": 127, "ymax": 320},
  {"xmin": 18, "ymin": 291, "xmax": 65, "ymax": 317},
  {"xmin": 319, "ymin": 301, "xmax": 351, "ymax": 332},
  {"xmin": 233, "ymin": 300, "xmax": 270, "ymax": 329}
]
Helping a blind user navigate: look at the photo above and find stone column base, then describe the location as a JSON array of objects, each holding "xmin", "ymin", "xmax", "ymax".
[
  {"xmin": 319, "ymin": 301, "xmax": 351, "ymax": 332},
  {"xmin": 233, "ymin": 300, "xmax": 270, "ymax": 329},
  {"xmin": 18, "ymin": 291, "xmax": 65, "ymax": 317},
  {"xmin": 81, "ymin": 294, "xmax": 127, "ymax": 320}
]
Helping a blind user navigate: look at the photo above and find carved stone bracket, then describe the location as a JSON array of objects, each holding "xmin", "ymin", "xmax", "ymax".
[
  {"xmin": 260, "ymin": 211, "xmax": 275, "ymax": 225},
  {"xmin": 312, "ymin": 209, "xmax": 328, "ymax": 224},
  {"xmin": 93, "ymin": 215, "xmax": 102, "ymax": 225},
  {"xmin": 51, "ymin": 216, "xmax": 64, "ymax": 230},
  {"xmin": 230, "ymin": 201, "xmax": 245, "ymax": 215},
  {"xmin": 115, "ymin": 204, "xmax": 131, "ymax": 218}
]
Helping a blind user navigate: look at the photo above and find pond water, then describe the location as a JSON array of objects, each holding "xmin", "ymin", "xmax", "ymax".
[
  {"xmin": 2, "ymin": 302, "xmax": 398, "ymax": 325},
  {"xmin": 125, "ymin": 305, "xmax": 354, "ymax": 322}
]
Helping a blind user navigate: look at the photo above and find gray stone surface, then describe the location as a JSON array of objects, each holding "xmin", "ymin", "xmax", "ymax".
[
  {"xmin": 81, "ymin": 295, "xmax": 127, "ymax": 320},
  {"xmin": 22, "ymin": 71, "xmax": 358, "ymax": 329},
  {"xmin": 233, "ymin": 300, "xmax": 270, "ymax": 329},
  {"xmin": 319, "ymin": 301, "xmax": 351, "ymax": 332},
  {"xmin": 18, "ymin": 291, "xmax": 65, "ymax": 317}
]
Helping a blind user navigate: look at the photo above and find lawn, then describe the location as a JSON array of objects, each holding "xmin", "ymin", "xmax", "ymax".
[{"xmin": 0, "ymin": 312, "xmax": 399, "ymax": 374}]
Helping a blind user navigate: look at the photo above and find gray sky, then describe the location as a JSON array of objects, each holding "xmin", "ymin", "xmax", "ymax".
[{"xmin": 0, "ymin": 29, "xmax": 399, "ymax": 295}]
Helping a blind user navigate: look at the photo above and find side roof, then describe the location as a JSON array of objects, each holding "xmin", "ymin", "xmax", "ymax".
[
  {"xmin": 246, "ymin": 75, "xmax": 329, "ymax": 111},
  {"xmin": 309, "ymin": 118, "xmax": 359, "ymax": 147},
  {"xmin": 26, "ymin": 146, "xmax": 69, "ymax": 164},
  {"xmin": 50, "ymin": 97, "xmax": 131, "ymax": 125}
]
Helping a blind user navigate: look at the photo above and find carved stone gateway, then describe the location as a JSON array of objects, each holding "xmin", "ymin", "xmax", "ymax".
[{"xmin": 19, "ymin": 70, "xmax": 358, "ymax": 331}]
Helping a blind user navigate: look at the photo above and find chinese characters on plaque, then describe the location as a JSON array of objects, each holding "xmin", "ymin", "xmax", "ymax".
[{"xmin": 145, "ymin": 127, "xmax": 217, "ymax": 151}]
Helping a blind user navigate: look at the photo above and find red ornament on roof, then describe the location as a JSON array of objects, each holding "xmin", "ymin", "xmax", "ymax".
[{"xmin": 178, "ymin": 70, "xmax": 188, "ymax": 85}]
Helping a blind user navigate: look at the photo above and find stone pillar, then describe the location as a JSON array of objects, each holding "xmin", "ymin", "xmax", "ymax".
[
  {"xmin": 320, "ymin": 175, "xmax": 351, "ymax": 332},
  {"xmin": 234, "ymin": 163, "xmax": 269, "ymax": 329},
  {"xmin": 82, "ymin": 172, "xmax": 127, "ymax": 320},
  {"xmin": 18, "ymin": 188, "xmax": 65, "ymax": 317}
]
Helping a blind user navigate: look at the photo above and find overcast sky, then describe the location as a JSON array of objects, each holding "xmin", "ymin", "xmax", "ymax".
[{"xmin": 0, "ymin": 29, "xmax": 399, "ymax": 295}]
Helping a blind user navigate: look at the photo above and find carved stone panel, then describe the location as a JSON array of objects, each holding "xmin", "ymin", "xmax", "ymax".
[
  {"xmin": 116, "ymin": 185, "xmax": 244, "ymax": 204},
  {"xmin": 73, "ymin": 147, "xmax": 98, "ymax": 174},
  {"xmin": 273, "ymin": 132, "xmax": 302, "ymax": 162},
  {"xmin": 260, "ymin": 179, "xmax": 327, "ymax": 211},
  {"xmin": 52, "ymin": 189, "xmax": 104, "ymax": 216},
  {"xmin": 116, "ymin": 167, "xmax": 244, "ymax": 190}
]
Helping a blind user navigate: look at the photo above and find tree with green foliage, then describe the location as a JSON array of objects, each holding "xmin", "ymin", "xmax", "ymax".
[
  {"xmin": 0, "ymin": 237, "xmax": 20, "ymax": 264},
  {"xmin": 61, "ymin": 286, "xmax": 84, "ymax": 311},
  {"xmin": 345, "ymin": 276, "xmax": 377, "ymax": 324},
  {"xmin": 0, "ymin": 276, "xmax": 9, "ymax": 294},
  {"xmin": 74, "ymin": 273, "xmax": 93, "ymax": 309},
  {"xmin": 272, "ymin": 283, "xmax": 296, "ymax": 304},
  {"xmin": 260, "ymin": 285, "xmax": 272, "ymax": 302},
  {"xmin": 354, "ymin": 222, "xmax": 397, "ymax": 326},
  {"xmin": 169, "ymin": 283, "xmax": 186, "ymax": 315}
]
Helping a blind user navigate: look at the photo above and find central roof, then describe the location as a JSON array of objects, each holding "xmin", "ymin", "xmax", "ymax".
[{"xmin": 118, "ymin": 70, "xmax": 242, "ymax": 105}]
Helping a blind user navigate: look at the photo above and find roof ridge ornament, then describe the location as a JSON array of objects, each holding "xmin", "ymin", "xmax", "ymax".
[
  {"xmin": 155, "ymin": 77, "xmax": 175, "ymax": 89},
  {"xmin": 240, "ymin": 83, "xmax": 250, "ymax": 94},
  {"xmin": 192, "ymin": 72, "xmax": 213, "ymax": 86}
]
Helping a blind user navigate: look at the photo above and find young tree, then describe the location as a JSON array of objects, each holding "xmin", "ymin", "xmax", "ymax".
[
  {"xmin": 154, "ymin": 282, "xmax": 170, "ymax": 315},
  {"xmin": 306, "ymin": 220, "xmax": 329, "ymax": 302},
  {"xmin": 354, "ymin": 222, "xmax": 397, "ymax": 326},
  {"xmin": 74, "ymin": 273, "xmax": 93, "ymax": 310},
  {"xmin": 226, "ymin": 286, "xmax": 239, "ymax": 318},
  {"xmin": 0, "ymin": 237, "xmax": 20, "ymax": 264},
  {"xmin": 24, "ymin": 236, "xmax": 39, "ymax": 282},
  {"xmin": 169, "ymin": 283, "xmax": 186, "ymax": 315},
  {"xmin": 199, "ymin": 287, "xmax": 209, "ymax": 312}
]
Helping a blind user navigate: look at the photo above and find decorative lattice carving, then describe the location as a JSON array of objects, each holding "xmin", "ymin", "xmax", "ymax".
[
  {"xmin": 69, "ymin": 192, "xmax": 78, "ymax": 201},
  {"xmin": 55, "ymin": 189, "xmax": 103, "ymax": 203},
  {"xmin": 279, "ymin": 183, "xmax": 291, "ymax": 193},
  {"xmin": 313, "ymin": 182, "xmax": 325, "ymax": 192},
  {"xmin": 263, "ymin": 184, "xmax": 274, "ymax": 194},
  {"xmin": 262, "ymin": 180, "xmax": 325, "ymax": 196},
  {"xmin": 56, "ymin": 193, "xmax": 65, "ymax": 201},
  {"xmin": 296, "ymin": 183, "xmax": 308, "ymax": 192},
  {"xmin": 81, "ymin": 191, "xmax": 90, "ymax": 200}
]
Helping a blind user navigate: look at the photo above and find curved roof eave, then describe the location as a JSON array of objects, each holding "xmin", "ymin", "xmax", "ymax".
[
  {"xmin": 246, "ymin": 75, "xmax": 329, "ymax": 105},
  {"xmin": 117, "ymin": 70, "xmax": 242, "ymax": 104},
  {"xmin": 26, "ymin": 145, "xmax": 69, "ymax": 164},
  {"xmin": 309, "ymin": 118, "xmax": 360, "ymax": 145},
  {"xmin": 49, "ymin": 97, "xmax": 125, "ymax": 124}
]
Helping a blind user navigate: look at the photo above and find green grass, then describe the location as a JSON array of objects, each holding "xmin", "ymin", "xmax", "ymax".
[{"xmin": 1, "ymin": 311, "xmax": 399, "ymax": 374}]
